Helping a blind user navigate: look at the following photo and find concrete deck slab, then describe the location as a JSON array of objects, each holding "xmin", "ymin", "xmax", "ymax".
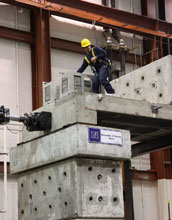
[{"xmin": 22, "ymin": 92, "xmax": 172, "ymax": 144}]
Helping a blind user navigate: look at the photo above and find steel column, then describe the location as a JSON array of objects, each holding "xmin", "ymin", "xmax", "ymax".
[
  {"xmin": 31, "ymin": 8, "xmax": 51, "ymax": 109},
  {"xmin": 124, "ymin": 160, "xmax": 135, "ymax": 220},
  {"xmin": 150, "ymin": 149, "xmax": 172, "ymax": 179},
  {"xmin": 132, "ymin": 134, "xmax": 172, "ymax": 157}
]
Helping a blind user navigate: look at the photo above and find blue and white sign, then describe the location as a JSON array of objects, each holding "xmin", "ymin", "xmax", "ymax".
[{"xmin": 88, "ymin": 127, "xmax": 123, "ymax": 146}]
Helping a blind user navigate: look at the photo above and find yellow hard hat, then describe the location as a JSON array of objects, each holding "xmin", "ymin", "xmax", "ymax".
[{"xmin": 81, "ymin": 39, "xmax": 91, "ymax": 48}]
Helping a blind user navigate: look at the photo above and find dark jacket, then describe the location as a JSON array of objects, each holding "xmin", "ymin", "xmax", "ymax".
[{"xmin": 77, "ymin": 46, "xmax": 109, "ymax": 73}]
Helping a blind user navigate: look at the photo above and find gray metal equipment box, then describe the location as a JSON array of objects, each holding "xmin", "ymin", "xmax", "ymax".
[{"xmin": 43, "ymin": 72, "xmax": 92, "ymax": 105}]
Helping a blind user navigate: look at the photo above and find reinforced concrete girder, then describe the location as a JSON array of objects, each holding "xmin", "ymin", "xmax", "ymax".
[
  {"xmin": 11, "ymin": 124, "xmax": 131, "ymax": 174},
  {"xmin": 19, "ymin": 92, "xmax": 172, "ymax": 158},
  {"xmin": 20, "ymin": 92, "xmax": 172, "ymax": 143},
  {"xmin": 0, "ymin": 0, "xmax": 172, "ymax": 39}
]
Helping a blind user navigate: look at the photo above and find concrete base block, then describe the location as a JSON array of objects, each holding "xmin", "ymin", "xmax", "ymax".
[{"xmin": 18, "ymin": 159, "xmax": 124, "ymax": 220}]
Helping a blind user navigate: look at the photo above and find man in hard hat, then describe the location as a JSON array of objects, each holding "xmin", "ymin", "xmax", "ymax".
[{"xmin": 77, "ymin": 38, "xmax": 115, "ymax": 94}]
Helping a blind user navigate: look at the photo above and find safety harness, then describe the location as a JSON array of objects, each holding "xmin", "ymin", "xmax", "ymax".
[
  {"xmin": 84, "ymin": 48, "xmax": 96, "ymax": 73},
  {"xmin": 85, "ymin": 47, "xmax": 111, "ymax": 73}
]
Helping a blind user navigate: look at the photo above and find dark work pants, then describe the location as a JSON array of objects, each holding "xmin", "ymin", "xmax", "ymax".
[{"xmin": 92, "ymin": 65, "xmax": 115, "ymax": 94}]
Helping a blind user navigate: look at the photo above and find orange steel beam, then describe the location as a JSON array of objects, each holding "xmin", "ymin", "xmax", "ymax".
[{"xmin": 1, "ymin": 0, "xmax": 172, "ymax": 39}]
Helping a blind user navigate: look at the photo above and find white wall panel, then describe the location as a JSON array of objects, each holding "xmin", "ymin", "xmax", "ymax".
[
  {"xmin": 0, "ymin": 38, "xmax": 32, "ymax": 160},
  {"xmin": 115, "ymin": 0, "xmax": 141, "ymax": 14},
  {"xmin": 0, "ymin": 5, "xmax": 30, "ymax": 31},
  {"xmin": 157, "ymin": 179, "xmax": 172, "ymax": 220},
  {"xmin": 83, "ymin": 0, "xmax": 102, "ymax": 4},
  {"xmin": 0, "ymin": 176, "xmax": 18, "ymax": 220},
  {"xmin": 0, "ymin": 6, "xmax": 31, "ymax": 220},
  {"xmin": 0, "ymin": 39, "xmax": 19, "ymax": 159},
  {"xmin": 16, "ymin": 8, "xmax": 30, "ymax": 32},
  {"xmin": 18, "ymin": 42, "xmax": 32, "ymax": 115},
  {"xmin": 50, "ymin": 17, "xmax": 105, "ymax": 47},
  {"xmin": 132, "ymin": 154, "xmax": 151, "ymax": 170},
  {"xmin": 51, "ymin": 49, "xmax": 93, "ymax": 80},
  {"xmin": 0, "ymin": 5, "xmax": 15, "ymax": 28},
  {"xmin": 133, "ymin": 180, "xmax": 159, "ymax": 220}
]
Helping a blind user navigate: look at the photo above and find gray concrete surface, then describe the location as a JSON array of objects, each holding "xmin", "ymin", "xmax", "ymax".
[
  {"xmin": 11, "ymin": 124, "xmax": 131, "ymax": 174},
  {"xmin": 18, "ymin": 159, "xmax": 124, "ymax": 220},
  {"xmin": 111, "ymin": 55, "xmax": 172, "ymax": 104},
  {"xmin": 22, "ymin": 91, "xmax": 172, "ymax": 144}
]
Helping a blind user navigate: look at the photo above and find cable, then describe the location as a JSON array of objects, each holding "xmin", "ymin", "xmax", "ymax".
[
  {"xmin": 92, "ymin": 21, "xmax": 99, "ymax": 46},
  {"xmin": 6, "ymin": 125, "xmax": 24, "ymax": 134}
]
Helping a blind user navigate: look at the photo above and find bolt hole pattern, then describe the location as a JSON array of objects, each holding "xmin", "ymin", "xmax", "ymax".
[
  {"xmin": 112, "ymin": 168, "xmax": 116, "ymax": 173},
  {"xmin": 141, "ymin": 76, "xmax": 144, "ymax": 80},
  {"xmin": 126, "ymin": 82, "xmax": 129, "ymax": 87},
  {"xmin": 97, "ymin": 174, "xmax": 102, "ymax": 180},
  {"xmin": 43, "ymin": 191, "xmax": 46, "ymax": 196},
  {"xmin": 49, "ymin": 204, "xmax": 52, "ymax": 209},
  {"xmin": 64, "ymin": 202, "xmax": 68, "ymax": 206},
  {"xmin": 58, "ymin": 187, "xmax": 62, "ymax": 192},
  {"xmin": 98, "ymin": 196, "xmax": 103, "ymax": 202},
  {"xmin": 34, "ymin": 207, "xmax": 38, "ymax": 212},
  {"xmin": 29, "ymin": 194, "xmax": 32, "ymax": 199},
  {"xmin": 88, "ymin": 167, "xmax": 93, "ymax": 171},
  {"xmin": 48, "ymin": 176, "xmax": 51, "ymax": 180},
  {"xmin": 159, "ymin": 93, "xmax": 163, "ymax": 97},
  {"xmin": 136, "ymin": 89, "xmax": 140, "ymax": 94},
  {"xmin": 63, "ymin": 172, "xmax": 67, "ymax": 176},
  {"xmin": 21, "ymin": 183, "xmax": 24, "ymax": 188},
  {"xmin": 34, "ymin": 180, "xmax": 37, "ymax": 184},
  {"xmin": 113, "ymin": 197, "xmax": 118, "ymax": 202},
  {"xmin": 152, "ymin": 83, "xmax": 156, "ymax": 88},
  {"xmin": 21, "ymin": 210, "xmax": 24, "ymax": 214},
  {"xmin": 157, "ymin": 68, "xmax": 161, "ymax": 73},
  {"xmin": 89, "ymin": 196, "xmax": 93, "ymax": 201}
]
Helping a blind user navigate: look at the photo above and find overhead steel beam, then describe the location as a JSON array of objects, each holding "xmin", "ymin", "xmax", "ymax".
[
  {"xmin": 0, "ymin": 0, "xmax": 172, "ymax": 39},
  {"xmin": 132, "ymin": 170, "xmax": 157, "ymax": 181},
  {"xmin": 98, "ymin": 112, "xmax": 172, "ymax": 130},
  {"xmin": 48, "ymin": 0, "xmax": 172, "ymax": 39},
  {"xmin": 132, "ymin": 134, "xmax": 172, "ymax": 157},
  {"xmin": 0, "ymin": 25, "xmax": 34, "ymax": 44},
  {"xmin": 0, "ymin": 25, "xmax": 142, "ymax": 65}
]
